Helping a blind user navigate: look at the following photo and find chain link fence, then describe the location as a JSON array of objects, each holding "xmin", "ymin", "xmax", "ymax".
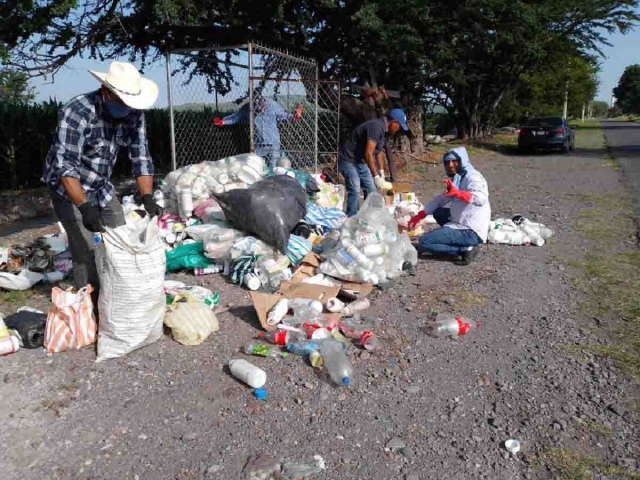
[{"xmin": 166, "ymin": 43, "xmax": 339, "ymax": 173}]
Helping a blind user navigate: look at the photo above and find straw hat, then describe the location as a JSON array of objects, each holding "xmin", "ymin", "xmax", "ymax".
[{"xmin": 89, "ymin": 61, "xmax": 159, "ymax": 110}]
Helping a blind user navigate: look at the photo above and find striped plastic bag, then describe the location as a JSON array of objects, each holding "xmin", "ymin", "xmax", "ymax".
[{"xmin": 44, "ymin": 285, "xmax": 97, "ymax": 354}]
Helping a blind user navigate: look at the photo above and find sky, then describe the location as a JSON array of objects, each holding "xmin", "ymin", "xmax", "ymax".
[{"xmin": 31, "ymin": 22, "xmax": 640, "ymax": 108}]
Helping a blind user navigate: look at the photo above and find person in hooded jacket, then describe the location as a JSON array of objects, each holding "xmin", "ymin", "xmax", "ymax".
[{"xmin": 408, "ymin": 146, "xmax": 491, "ymax": 265}]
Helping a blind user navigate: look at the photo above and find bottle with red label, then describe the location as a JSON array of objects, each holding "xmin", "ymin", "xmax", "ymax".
[
  {"xmin": 427, "ymin": 313, "xmax": 482, "ymax": 337},
  {"xmin": 258, "ymin": 329, "xmax": 306, "ymax": 346}
]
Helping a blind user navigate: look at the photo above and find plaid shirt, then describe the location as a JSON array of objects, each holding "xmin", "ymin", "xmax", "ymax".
[{"xmin": 42, "ymin": 90, "xmax": 154, "ymax": 207}]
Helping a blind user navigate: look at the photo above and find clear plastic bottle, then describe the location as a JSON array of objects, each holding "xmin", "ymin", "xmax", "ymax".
[
  {"xmin": 258, "ymin": 329, "xmax": 306, "ymax": 345},
  {"xmin": 346, "ymin": 245, "xmax": 375, "ymax": 271},
  {"xmin": 359, "ymin": 331, "xmax": 383, "ymax": 351},
  {"xmin": 342, "ymin": 298, "xmax": 371, "ymax": 316},
  {"xmin": 319, "ymin": 340, "xmax": 353, "ymax": 386},
  {"xmin": 362, "ymin": 243, "xmax": 389, "ymax": 257},
  {"xmin": 289, "ymin": 298, "xmax": 323, "ymax": 317},
  {"xmin": 490, "ymin": 229, "xmax": 531, "ymax": 246},
  {"xmin": 243, "ymin": 342, "xmax": 289, "ymax": 358},
  {"xmin": 286, "ymin": 340, "xmax": 321, "ymax": 356},
  {"xmin": 427, "ymin": 313, "xmax": 482, "ymax": 337}
]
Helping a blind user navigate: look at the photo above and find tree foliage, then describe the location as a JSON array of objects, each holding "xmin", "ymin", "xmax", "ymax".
[
  {"xmin": 4, "ymin": 0, "xmax": 640, "ymax": 137},
  {"xmin": 613, "ymin": 64, "xmax": 640, "ymax": 114},
  {"xmin": 0, "ymin": 69, "xmax": 35, "ymax": 104}
]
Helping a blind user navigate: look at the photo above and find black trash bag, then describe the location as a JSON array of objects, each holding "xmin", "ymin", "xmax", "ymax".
[
  {"xmin": 4, "ymin": 311, "xmax": 47, "ymax": 349},
  {"xmin": 215, "ymin": 176, "xmax": 307, "ymax": 254}
]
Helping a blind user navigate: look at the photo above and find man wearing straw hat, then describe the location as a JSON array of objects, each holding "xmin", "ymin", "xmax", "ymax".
[{"xmin": 42, "ymin": 61, "xmax": 163, "ymax": 294}]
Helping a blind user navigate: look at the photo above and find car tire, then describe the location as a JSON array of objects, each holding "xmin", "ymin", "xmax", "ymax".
[{"xmin": 562, "ymin": 140, "xmax": 570, "ymax": 154}]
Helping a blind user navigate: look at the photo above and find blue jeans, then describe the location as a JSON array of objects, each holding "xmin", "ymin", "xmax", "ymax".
[
  {"xmin": 256, "ymin": 145, "xmax": 281, "ymax": 169},
  {"xmin": 339, "ymin": 161, "xmax": 376, "ymax": 217},
  {"xmin": 419, "ymin": 208, "xmax": 482, "ymax": 255}
]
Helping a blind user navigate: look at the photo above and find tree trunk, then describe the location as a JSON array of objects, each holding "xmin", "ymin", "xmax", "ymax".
[{"xmin": 399, "ymin": 107, "xmax": 424, "ymax": 155}]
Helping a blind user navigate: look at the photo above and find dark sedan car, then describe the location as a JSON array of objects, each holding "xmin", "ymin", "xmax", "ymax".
[{"xmin": 518, "ymin": 116, "xmax": 575, "ymax": 153}]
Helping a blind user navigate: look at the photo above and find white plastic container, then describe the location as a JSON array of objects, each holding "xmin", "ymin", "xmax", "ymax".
[
  {"xmin": 267, "ymin": 298, "xmax": 290, "ymax": 326},
  {"xmin": 244, "ymin": 273, "xmax": 261, "ymax": 291},
  {"xmin": 237, "ymin": 165, "xmax": 262, "ymax": 185},
  {"xmin": 490, "ymin": 229, "xmax": 531, "ymax": 246},
  {"xmin": 346, "ymin": 245, "xmax": 375, "ymax": 271},
  {"xmin": 229, "ymin": 359, "xmax": 266, "ymax": 388},
  {"xmin": 245, "ymin": 154, "xmax": 265, "ymax": 174},
  {"xmin": 342, "ymin": 298, "xmax": 371, "ymax": 316},
  {"xmin": 0, "ymin": 314, "xmax": 9, "ymax": 339},
  {"xmin": 325, "ymin": 298, "xmax": 345, "ymax": 313},
  {"xmin": 178, "ymin": 188, "xmax": 194, "ymax": 219},
  {"xmin": 217, "ymin": 173, "xmax": 230, "ymax": 185}
]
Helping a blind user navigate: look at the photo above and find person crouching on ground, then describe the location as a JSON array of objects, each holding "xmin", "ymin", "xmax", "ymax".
[{"xmin": 407, "ymin": 146, "xmax": 490, "ymax": 265}]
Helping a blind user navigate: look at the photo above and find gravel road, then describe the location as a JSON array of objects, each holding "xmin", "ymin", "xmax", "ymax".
[{"xmin": 0, "ymin": 142, "xmax": 638, "ymax": 480}]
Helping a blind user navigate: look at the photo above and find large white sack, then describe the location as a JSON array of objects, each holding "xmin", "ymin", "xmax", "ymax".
[{"xmin": 96, "ymin": 217, "xmax": 166, "ymax": 361}]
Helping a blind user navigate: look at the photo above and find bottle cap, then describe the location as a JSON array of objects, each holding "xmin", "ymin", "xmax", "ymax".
[
  {"xmin": 341, "ymin": 377, "xmax": 351, "ymax": 386},
  {"xmin": 280, "ymin": 352, "xmax": 289, "ymax": 359},
  {"xmin": 253, "ymin": 388, "xmax": 268, "ymax": 401}
]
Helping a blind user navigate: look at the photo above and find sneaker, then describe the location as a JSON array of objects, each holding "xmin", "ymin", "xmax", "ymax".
[{"xmin": 455, "ymin": 246, "xmax": 480, "ymax": 266}]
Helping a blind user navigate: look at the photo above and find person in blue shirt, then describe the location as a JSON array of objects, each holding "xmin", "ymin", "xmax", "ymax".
[
  {"xmin": 338, "ymin": 108, "xmax": 409, "ymax": 216},
  {"xmin": 213, "ymin": 95, "xmax": 303, "ymax": 168}
]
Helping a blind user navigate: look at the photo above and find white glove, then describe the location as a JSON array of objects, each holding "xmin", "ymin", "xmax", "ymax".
[
  {"xmin": 374, "ymin": 175, "xmax": 385, "ymax": 190},
  {"xmin": 379, "ymin": 169, "xmax": 385, "ymax": 179}
]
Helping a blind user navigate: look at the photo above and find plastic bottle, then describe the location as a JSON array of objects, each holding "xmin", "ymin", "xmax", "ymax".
[
  {"xmin": 268, "ymin": 268, "xmax": 292, "ymax": 290},
  {"xmin": 267, "ymin": 299, "xmax": 289, "ymax": 326},
  {"xmin": 228, "ymin": 359, "xmax": 266, "ymax": 388},
  {"xmin": 194, "ymin": 262, "xmax": 224, "ymax": 275},
  {"xmin": 353, "ymin": 229, "xmax": 386, "ymax": 247},
  {"xmin": 178, "ymin": 187, "xmax": 194, "ymax": 219},
  {"xmin": 244, "ymin": 273, "xmax": 261, "ymax": 291},
  {"xmin": 319, "ymin": 340, "xmax": 353, "ymax": 386},
  {"xmin": 519, "ymin": 224, "xmax": 546, "ymax": 246},
  {"xmin": 217, "ymin": 172, "xmax": 230, "ymax": 185},
  {"xmin": 0, "ymin": 335, "xmax": 20, "ymax": 357},
  {"xmin": 334, "ymin": 248, "xmax": 358, "ymax": 270},
  {"xmin": 286, "ymin": 340, "xmax": 321, "ymax": 356},
  {"xmin": 490, "ymin": 229, "xmax": 531, "ymax": 246},
  {"xmin": 309, "ymin": 349, "xmax": 323, "ymax": 368},
  {"xmin": 243, "ymin": 342, "xmax": 289, "ymax": 358},
  {"xmin": 346, "ymin": 245, "xmax": 375, "ymax": 271},
  {"xmin": 359, "ymin": 331, "xmax": 382, "ymax": 351},
  {"xmin": 427, "ymin": 313, "xmax": 482, "ymax": 337},
  {"xmin": 258, "ymin": 329, "xmax": 306, "ymax": 346},
  {"xmin": 342, "ymin": 298, "xmax": 371, "ymax": 316},
  {"xmin": 289, "ymin": 298, "xmax": 323, "ymax": 317},
  {"xmin": 362, "ymin": 244, "xmax": 389, "ymax": 257},
  {"xmin": 237, "ymin": 165, "xmax": 262, "ymax": 185},
  {"xmin": 325, "ymin": 298, "xmax": 346, "ymax": 313}
]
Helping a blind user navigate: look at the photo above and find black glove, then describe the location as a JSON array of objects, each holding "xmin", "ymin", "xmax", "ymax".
[
  {"xmin": 141, "ymin": 194, "xmax": 163, "ymax": 218},
  {"xmin": 78, "ymin": 202, "xmax": 105, "ymax": 232}
]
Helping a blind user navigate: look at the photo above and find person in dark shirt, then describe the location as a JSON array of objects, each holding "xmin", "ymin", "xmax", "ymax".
[{"xmin": 338, "ymin": 108, "xmax": 408, "ymax": 216}]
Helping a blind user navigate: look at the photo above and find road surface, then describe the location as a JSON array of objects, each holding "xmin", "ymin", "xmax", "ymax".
[{"xmin": 602, "ymin": 120, "xmax": 640, "ymax": 217}]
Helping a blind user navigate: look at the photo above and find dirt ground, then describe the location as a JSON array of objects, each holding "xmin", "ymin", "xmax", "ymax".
[{"xmin": 0, "ymin": 138, "xmax": 638, "ymax": 480}]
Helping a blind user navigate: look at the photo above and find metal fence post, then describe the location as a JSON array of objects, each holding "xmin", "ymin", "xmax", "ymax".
[
  {"xmin": 314, "ymin": 63, "xmax": 319, "ymax": 173},
  {"xmin": 165, "ymin": 50, "xmax": 177, "ymax": 171},
  {"xmin": 248, "ymin": 42, "xmax": 255, "ymax": 153}
]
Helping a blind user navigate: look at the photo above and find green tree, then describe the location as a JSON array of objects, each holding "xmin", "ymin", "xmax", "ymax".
[
  {"xmin": 0, "ymin": 69, "xmax": 35, "ymax": 104},
  {"xmin": 591, "ymin": 101, "xmax": 609, "ymax": 118},
  {"xmin": 613, "ymin": 64, "xmax": 640, "ymax": 115}
]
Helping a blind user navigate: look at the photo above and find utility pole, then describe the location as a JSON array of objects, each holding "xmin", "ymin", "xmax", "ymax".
[{"xmin": 581, "ymin": 103, "xmax": 585, "ymax": 122}]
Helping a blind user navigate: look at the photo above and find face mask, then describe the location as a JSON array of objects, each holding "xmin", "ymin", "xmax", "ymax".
[{"xmin": 105, "ymin": 101, "xmax": 131, "ymax": 119}]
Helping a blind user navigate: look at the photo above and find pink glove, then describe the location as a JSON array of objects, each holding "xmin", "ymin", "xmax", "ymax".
[
  {"xmin": 213, "ymin": 117, "xmax": 225, "ymax": 127},
  {"xmin": 293, "ymin": 105, "xmax": 303, "ymax": 121},
  {"xmin": 445, "ymin": 179, "xmax": 472, "ymax": 203},
  {"xmin": 407, "ymin": 210, "xmax": 427, "ymax": 231}
]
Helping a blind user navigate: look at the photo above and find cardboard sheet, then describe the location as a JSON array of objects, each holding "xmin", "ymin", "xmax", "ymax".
[{"xmin": 248, "ymin": 253, "xmax": 373, "ymax": 330}]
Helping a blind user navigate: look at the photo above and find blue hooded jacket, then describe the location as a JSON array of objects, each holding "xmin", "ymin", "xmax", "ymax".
[{"xmin": 222, "ymin": 99, "xmax": 293, "ymax": 148}]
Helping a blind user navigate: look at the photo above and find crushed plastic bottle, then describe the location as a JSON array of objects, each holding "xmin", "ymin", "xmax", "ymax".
[
  {"xmin": 359, "ymin": 331, "xmax": 383, "ymax": 351},
  {"xmin": 243, "ymin": 342, "xmax": 289, "ymax": 358},
  {"xmin": 0, "ymin": 335, "xmax": 20, "ymax": 357},
  {"xmin": 319, "ymin": 339, "xmax": 353, "ymax": 386},
  {"xmin": 286, "ymin": 340, "xmax": 321, "ymax": 356},
  {"xmin": 309, "ymin": 349, "xmax": 323, "ymax": 368},
  {"xmin": 289, "ymin": 298, "xmax": 323, "ymax": 317},
  {"xmin": 427, "ymin": 313, "xmax": 482, "ymax": 337}
]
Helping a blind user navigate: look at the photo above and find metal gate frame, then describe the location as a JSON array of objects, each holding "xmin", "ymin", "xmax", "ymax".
[{"xmin": 165, "ymin": 42, "xmax": 340, "ymax": 174}]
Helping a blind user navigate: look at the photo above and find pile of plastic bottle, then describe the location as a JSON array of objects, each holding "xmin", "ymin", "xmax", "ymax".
[
  {"xmin": 488, "ymin": 215, "xmax": 554, "ymax": 246},
  {"xmin": 318, "ymin": 193, "xmax": 418, "ymax": 285},
  {"xmin": 161, "ymin": 153, "xmax": 266, "ymax": 220},
  {"xmin": 228, "ymin": 296, "xmax": 384, "ymax": 391}
]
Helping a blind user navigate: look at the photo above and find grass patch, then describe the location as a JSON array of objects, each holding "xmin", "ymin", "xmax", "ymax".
[
  {"xmin": 0, "ymin": 289, "xmax": 34, "ymax": 304},
  {"xmin": 574, "ymin": 127, "xmax": 606, "ymax": 150},
  {"xmin": 537, "ymin": 448, "xmax": 640, "ymax": 480},
  {"xmin": 581, "ymin": 420, "xmax": 614, "ymax": 439}
]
